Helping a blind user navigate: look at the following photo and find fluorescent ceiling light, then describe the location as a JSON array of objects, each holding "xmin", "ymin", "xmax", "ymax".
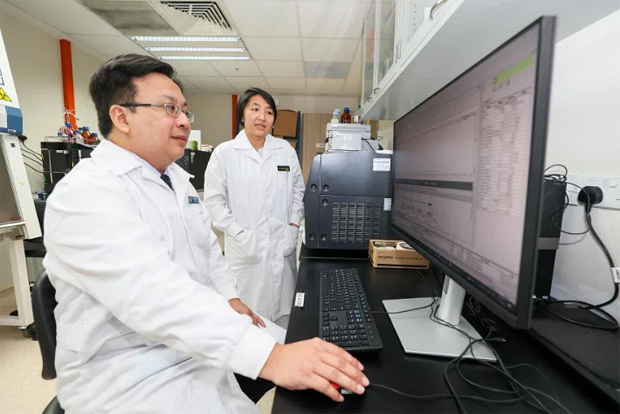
[
  {"xmin": 146, "ymin": 47, "xmax": 245, "ymax": 53},
  {"xmin": 132, "ymin": 36, "xmax": 241, "ymax": 42},
  {"xmin": 160, "ymin": 56, "xmax": 251, "ymax": 61}
]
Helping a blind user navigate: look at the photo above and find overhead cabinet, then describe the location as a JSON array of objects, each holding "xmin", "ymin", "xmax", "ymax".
[{"xmin": 361, "ymin": 0, "xmax": 620, "ymax": 121}]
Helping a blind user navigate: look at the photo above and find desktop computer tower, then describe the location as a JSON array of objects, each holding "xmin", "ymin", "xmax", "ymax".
[
  {"xmin": 535, "ymin": 179, "xmax": 567, "ymax": 299},
  {"xmin": 304, "ymin": 151, "xmax": 393, "ymax": 250}
]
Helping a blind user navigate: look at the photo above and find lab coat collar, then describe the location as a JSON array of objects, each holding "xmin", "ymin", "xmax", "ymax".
[
  {"xmin": 91, "ymin": 138, "xmax": 191, "ymax": 189},
  {"xmin": 232, "ymin": 130, "xmax": 282, "ymax": 163}
]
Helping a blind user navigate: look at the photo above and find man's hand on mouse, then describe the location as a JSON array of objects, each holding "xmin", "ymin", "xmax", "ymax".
[{"xmin": 259, "ymin": 337, "xmax": 369, "ymax": 402}]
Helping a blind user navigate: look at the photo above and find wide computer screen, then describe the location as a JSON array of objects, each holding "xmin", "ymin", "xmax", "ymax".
[{"xmin": 391, "ymin": 17, "xmax": 556, "ymax": 328}]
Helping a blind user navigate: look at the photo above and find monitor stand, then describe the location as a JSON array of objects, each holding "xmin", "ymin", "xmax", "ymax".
[{"xmin": 383, "ymin": 276, "xmax": 496, "ymax": 361}]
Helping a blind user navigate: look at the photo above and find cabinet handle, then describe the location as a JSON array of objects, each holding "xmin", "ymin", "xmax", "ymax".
[
  {"xmin": 430, "ymin": 0, "xmax": 448, "ymax": 20},
  {"xmin": 373, "ymin": 87, "xmax": 380, "ymax": 93}
]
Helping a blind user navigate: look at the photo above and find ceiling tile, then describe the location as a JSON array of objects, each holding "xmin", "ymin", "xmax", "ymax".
[
  {"xmin": 299, "ymin": 1, "xmax": 369, "ymax": 39},
  {"xmin": 224, "ymin": 1, "xmax": 300, "ymax": 37},
  {"xmin": 185, "ymin": 77, "xmax": 235, "ymax": 92},
  {"xmin": 344, "ymin": 41, "xmax": 362, "ymax": 93},
  {"xmin": 179, "ymin": 77, "xmax": 200, "ymax": 92},
  {"xmin": 244, "ymin": 37, "xmax": 302, "ymax": 61},
  {"xmin": 266, "ymin": 78, "xmax": 306, "ymax": 90},
  {"xmin": 225, "ymin": 77, "xmax": 269, "ymax": 92},
  {"xmin": 306, "ymin": 78, "xmax": 345, "ymax": 93},
  {"xmin": 306, "ymin": 62, "xmax": 351, "ymax": 78},
  {"xmin": 5, "ymin": 0, "xmax": 120, "ymax": 35},
  {"xmin": 210, "ymin": 61, "xmax": 262, "ymax": 77},
  {"xmin": 71, "ymin": 35, "xmax": 147, "ymax": 58},
  {"xmin": 165, "ymin": 60, "xmax": 221, "ymax": 77},
  {"xmin": 257, "ymin": 61, "xmax": 304, "ymax": 77},
  {"xmin": 302, "ymin": 39, "xmax": 358, "ymax": 62}
]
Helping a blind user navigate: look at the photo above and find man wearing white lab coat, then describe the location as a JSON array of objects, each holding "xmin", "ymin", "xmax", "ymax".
[
  {"xmin": 43, "ymin": 55, "xmax": 368, "ymax": 413},
  {"xmin": 204, "ymin": 90, "xmax": 304, "ymax": 325}
]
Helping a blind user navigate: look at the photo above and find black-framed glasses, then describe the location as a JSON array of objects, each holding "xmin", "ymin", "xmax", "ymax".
[{"xmin": 120, "ymin": 103, "xmax": 195, "ymax": 123}]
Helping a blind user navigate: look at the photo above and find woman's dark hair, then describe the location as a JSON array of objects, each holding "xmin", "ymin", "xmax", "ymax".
[
  {"xmin": 236, "ymin": 87, "xmax": 277, "ymax": 127},
  {"xmin": 89, "ymin": 54, "xmax": 183, "ymax": 137}
]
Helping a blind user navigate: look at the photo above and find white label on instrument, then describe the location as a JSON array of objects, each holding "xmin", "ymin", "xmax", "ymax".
[
  {"xmin": 384, "ymin": 198, "xmax": 392, "ymax": 211},
  {"xmin": 373, "ymin": 158, "xmax": 391, "ymax": 171},
  {"xmin": 294, "ymin": 292, "xmax": 305, "ymax": 308}
]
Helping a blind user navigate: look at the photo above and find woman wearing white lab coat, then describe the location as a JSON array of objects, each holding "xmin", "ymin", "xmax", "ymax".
[{"xmin": 204, "ymin": 88, "xmax": 305, "ymax": 325}]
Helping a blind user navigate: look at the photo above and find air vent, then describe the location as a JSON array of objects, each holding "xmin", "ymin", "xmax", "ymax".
[
  {"xmin": 161, "ymin": 1, "xmax": 231, "ymax": 30},
  {"xmin": 331, "ymin": 202, "xmax": 382, "ymax": 244}
]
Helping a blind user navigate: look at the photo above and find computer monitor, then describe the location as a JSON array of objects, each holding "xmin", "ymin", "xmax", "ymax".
[{"xmin": 384, "ymin": 16, "xmax": 556, "ymax": 360}]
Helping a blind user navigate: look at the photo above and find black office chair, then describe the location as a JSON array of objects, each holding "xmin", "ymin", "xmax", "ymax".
[{"xmin": 32, "ymin": 270, "xmax": 64, "ymax": 414}]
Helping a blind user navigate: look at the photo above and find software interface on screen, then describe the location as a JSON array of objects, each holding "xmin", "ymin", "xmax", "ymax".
[{"xmin": 392, "ymin": 25, "xmax": 540, "ymax": 312}]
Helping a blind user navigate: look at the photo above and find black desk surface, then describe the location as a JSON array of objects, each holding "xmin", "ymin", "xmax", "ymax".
[{"xmin": 273, "ymin": 258, "xmax": 619, "ymax": 413}]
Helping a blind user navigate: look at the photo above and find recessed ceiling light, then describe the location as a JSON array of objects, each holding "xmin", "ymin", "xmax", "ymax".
[
  {"xmin": 160, "ymin": 56, "xmax": 251, "ymax": 61},
  {"xmin": 132, "ymin": 36, "xmax": 241, "ymax": 42},
  {"xmin": 146, "ymin": 47, "xmax": 245, "ymax": 53}
]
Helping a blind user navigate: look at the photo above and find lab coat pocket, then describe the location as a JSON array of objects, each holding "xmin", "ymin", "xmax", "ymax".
[
  {"xmin": 283, "ymin": 225, "xmax": 298, "ymax": 257},
  {"xmin": 226, "ymin": 231, "xmax": 260, "ymax": 264}
]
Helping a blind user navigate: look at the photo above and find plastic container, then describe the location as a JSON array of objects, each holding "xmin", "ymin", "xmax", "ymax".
[
  {"xmin": 331, "ymin": 110, "xmax": 340, "ymax": 125},
  {"xmin": 81, "ymin": 126, "xmax": 91, "ymax": 144}
]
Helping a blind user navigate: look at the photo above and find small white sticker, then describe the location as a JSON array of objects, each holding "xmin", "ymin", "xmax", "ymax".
[
  {"xmin": 373, "ymin": 158, "xmax": 391, "ymax": 172},
  {"xmin": 0, "ymin": 106, "xmax": 7, "ymax": 129},
  {"xmin": 316, "ymin": 143, "xmax": 326, "ymax": 149},
  {"xmin": 612, "ymin": 268, "xmax": 620, "ymax": 283},
  {"xmin": 294, "ymin": 292, "xmax": 305, "ymax": 308},
  {"xmin": 384, "ymin": 198, "xmax": 392, "ymax": 211}
]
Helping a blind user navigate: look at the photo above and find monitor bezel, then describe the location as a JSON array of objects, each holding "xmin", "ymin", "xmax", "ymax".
[{"xmin": 390, "ymin": 16, "xmax": 557, "ymax": 329}]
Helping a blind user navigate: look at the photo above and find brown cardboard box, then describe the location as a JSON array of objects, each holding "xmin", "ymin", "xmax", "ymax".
[
  {"xmin": 368, "ymin": 239, "xmax": 429, "ymax": 269},
  {"xmin": 273, "ymin": 136, "xmax": 297, "ymax": 148},
  {"xmin": 273, "ymin": 109, "xmax": 298, "ymax": 138},
  {"xmin": 364, "ymin": 119, "xmax": 378, "ymax": 138}
]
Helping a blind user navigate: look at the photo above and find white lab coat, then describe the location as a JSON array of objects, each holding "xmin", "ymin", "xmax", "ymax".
[
  {"xmin": 42, "ymin": 139, "xmax": 276, "ymax": 414},
  {"xmin": 204, "ymin": 131, "xmax": 305, "ymax": 322}
]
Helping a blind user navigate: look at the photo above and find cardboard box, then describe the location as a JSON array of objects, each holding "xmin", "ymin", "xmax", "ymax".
[
  {"xmin": 368, "ymin": 239, "xmax": 429, "ymax": 269},
  {"xmin": 364, "ymin": 119, "xmax": 378, "ymax": 139},
  {"xmin": 273, "ymin": 109, "xmax": 298, "ymax": 138},
  {"xmin": 273, "ymin": 136, "xmax": 297, "ymax": 148}
]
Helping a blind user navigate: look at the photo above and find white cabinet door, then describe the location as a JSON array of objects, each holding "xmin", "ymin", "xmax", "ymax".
[
  {"xmin": 396, "ymin": 0, "xmax": 440, "ymax": 66},
  {"xmin": 362, "ymin": 0, "xmax": 377, "ymax": 104},
  {"xmin": 376, "ymin": 0, "xmax": 398, "ymax": 90}
]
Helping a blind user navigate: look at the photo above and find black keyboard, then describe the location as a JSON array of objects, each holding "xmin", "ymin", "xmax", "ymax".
[{"xmin": 319, "ymin": 268, "xmax": 383, "ymax": 352}]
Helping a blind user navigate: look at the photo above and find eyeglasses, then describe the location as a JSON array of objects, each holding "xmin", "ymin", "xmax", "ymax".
[{"xmin": 120, "ymin": 103, "xmax": 195, "ymax": 123}]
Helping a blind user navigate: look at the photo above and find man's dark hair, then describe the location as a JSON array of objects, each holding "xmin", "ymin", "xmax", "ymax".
[
  {"xmin": 236, "ymin": 87, "xmax": 278, "ymax": 127},
  {"xmin": 89, "ymin": 54, "xmax": 183, "ymax": 137}
]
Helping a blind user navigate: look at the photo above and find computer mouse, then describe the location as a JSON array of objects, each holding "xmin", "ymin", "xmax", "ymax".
[{"xmin": 331, "ymin": 383, "xmax": 355, "ymax": 395}]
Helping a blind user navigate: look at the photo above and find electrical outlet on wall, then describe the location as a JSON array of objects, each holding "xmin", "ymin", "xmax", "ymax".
[
  {"xmin": 565, "ymin": 174, "xmax": 620, "ymax": 211},
  {"xmin": 581, "ymin": 176, "xmax": 620, "ymax": 211}
]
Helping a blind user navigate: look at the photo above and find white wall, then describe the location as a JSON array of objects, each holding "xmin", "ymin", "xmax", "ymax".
[
  {"xmin": 185, "ymin": 93, "xmax": 361, "ymax": 148},
  {"xmin": 184, "ymin": 93, "xmax": 232, "ymax": 148},
  {"xmin": 545, "ymin": 11, "xmax": 620, "ymax": 319},
  {"xmin": 0, "ymin": 5, "xmax": 102, "ymax": 290},
  {"xmin": 274, "ymin": 95, "xmax": 359, "ymax": 115},
  {"xmin": 0, "ymin": 3, "xmax": 101, "ymax": 194}
]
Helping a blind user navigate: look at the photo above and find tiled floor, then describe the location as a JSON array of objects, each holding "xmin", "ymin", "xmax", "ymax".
[
  {"xmin": 0, "ymin": 287, "xmax": 56, "ymax": 414},
  {"xmin": 0, "ymin": 286, "xmax": 276, "ymax": 414}
]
